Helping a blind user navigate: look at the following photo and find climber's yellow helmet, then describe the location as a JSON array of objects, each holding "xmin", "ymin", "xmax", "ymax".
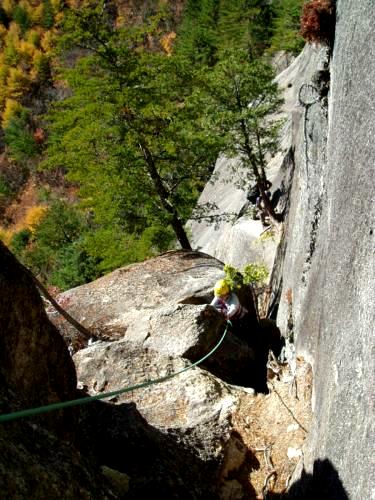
[{"xmin": 214, "ymin": 279, "xmax": 230, "ymax": 297}]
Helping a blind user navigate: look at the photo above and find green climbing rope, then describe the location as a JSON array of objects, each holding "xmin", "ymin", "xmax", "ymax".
[{"xmin": 0, "ymin": 321, "xmax": 231, "ymax": 423}]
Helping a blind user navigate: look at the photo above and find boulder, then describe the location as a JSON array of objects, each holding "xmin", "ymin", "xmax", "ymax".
[
  {"xmin": 74, "ymin": 339, "xmax": 248, "ymax": 497},
  {"xmin": 48, "ymin": 250, "xmax": 226, "ymax": 347},
  {"xmin": 0, "ymin": 242, "xmax": 114, "ymax": 497}
]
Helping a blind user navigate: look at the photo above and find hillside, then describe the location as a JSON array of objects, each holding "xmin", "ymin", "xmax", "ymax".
[{"xmin": 0, "ymin": 0, "xmax": 304, "ymax": 292}]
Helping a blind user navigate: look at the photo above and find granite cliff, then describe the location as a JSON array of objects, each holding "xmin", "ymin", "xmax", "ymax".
[{"xmin": 191, "ymin": 0, "xmax": 374, "ymax": 498}]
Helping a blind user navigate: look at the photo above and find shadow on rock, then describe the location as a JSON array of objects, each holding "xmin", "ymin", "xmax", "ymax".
[
  {"xmin": 231, "ymin": 318, "xmax": 285, "ymax": 394},
  {"xmin": 269, "ymin": 458, "xmax": 349, "ymax": 500},
  {"xmin": 75, "ymin": 397, "xmax": 226, "ymax": 498}
]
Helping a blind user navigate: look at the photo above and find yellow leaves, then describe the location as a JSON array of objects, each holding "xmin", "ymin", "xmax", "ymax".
[
  {"xmin": 40, "ymin": 30, "xmax": 54, "ymax": 52},
  {"xmin": 51, "ymin": 0, "xmax": 63, "ymax": 10},
  {"xmin": 6, "ymin": 21, "xmax": 22, "ymax": 41},
  {"xmin": 28, "ymin": 4, "xmax": 44, "ymax": 25},
  {"xmin": 160, "ymin": 31, "xmax": 176, "ymax": 56},
  {"xmin": 6, "ymin": 66, "xmax": 31, "ymax": 99},
  {"xmin": 0, "ymin": 205, "xmax": 48, "ymax": 247},
  {"xmin": 24, "ymin": 205, "xmax": 48, "ymax": 231},
  {"xmin": 0, "ymin": 227, "xmax": 14, "ymax": 246},
  {"xmin": 2, "ymin": 0, "xmax": 16, "ymax": 16},
  {"xmin": 18, "ymin": 39, "xmax": 37, "ymax": 62},
  {"xmin": 0, "ymin": 25, "xmax": 7, "ymax": 42},
  {"xmin": 2, "ymin": 99, "xmax": 23, "ymax": 128}
]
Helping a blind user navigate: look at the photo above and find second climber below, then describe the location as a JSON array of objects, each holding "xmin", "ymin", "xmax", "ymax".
[{"xmin": 210, "ymin": 279, "xmax": 250, "ymax": 341}]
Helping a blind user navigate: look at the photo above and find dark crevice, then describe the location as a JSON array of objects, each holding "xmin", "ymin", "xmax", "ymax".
[{"xmin": 302, "ymin": 196, "xmax": 323, "ymax": 283}]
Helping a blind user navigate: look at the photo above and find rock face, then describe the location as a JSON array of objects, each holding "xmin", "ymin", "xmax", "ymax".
[
  {"xmin": 74, "ymin": 339, "xmax": 245, "ymax": 497},
  {"xmin": 50, "ymin": 251, "xmax": 259, "ymax": 386},
  {"xmin": 271, "ymin": 1, "xmax": 374, "ymax": 498},
  {"xmin": 0, "ymin": 241, "xmax": 116, "ymax": 497},
  {"xmin": 46, "ymin": 250, "xmax": 264, "ymax": 496},
  {"xmin": 50, "ymin": 250, "xmax": 225, "ymax": 343},
  {"xmin": 0, "ymin": 241, "xmax": 76, "ymax": 429}
]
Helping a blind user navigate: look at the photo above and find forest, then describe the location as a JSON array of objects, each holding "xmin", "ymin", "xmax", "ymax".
[{"xmin": 0, "ymin": 0, "xmax": 306, "ymax": 290}]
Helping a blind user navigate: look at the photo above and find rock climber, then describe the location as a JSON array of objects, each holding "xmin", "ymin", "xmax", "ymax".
[
  {"xmin": 211, "ymin": 279, "xmax": 271, "ymax": 393},
  {"xmin": 210, "ymin": 279, "xmax": 250, "ymax": 341}
]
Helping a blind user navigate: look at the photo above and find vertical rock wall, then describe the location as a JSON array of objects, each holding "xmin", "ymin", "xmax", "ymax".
[
  {"xmin": 273, "ymin": 1, "xmax": 374, "ymax": 497},
  {"xmin": 0, "ymin": 241, "xmax": 77, "ymax": 431}
]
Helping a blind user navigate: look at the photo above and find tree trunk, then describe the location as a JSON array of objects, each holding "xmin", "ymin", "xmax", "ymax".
[
  {"xmin": 139, "ymin": 141, "xmax": 192, "ymax": 250},
  {"xmin": 239, "ymin": 120, "xmax": 283, "ymax": 224},
  {"xmin": 258, "ymin": 181, "xmax": 283, "ymax": 224}
]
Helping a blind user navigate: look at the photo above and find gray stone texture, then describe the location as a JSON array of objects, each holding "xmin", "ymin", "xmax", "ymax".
[
  {"xmin": 272, "ymin": 2, "xmax": 374, "ymax": 498},
  {"xmin": 0, "ymin": 240, "xmax": 77, "ymax": 433}
]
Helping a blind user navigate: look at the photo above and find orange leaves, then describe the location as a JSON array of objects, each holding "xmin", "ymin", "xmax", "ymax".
[{"xmin": 300, "ymin": 0, "xmax": 335, "ymax": 45}]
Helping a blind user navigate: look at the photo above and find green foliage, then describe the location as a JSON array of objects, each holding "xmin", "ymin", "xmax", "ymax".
[
  {"xmin": 0, "ymin": 174, "xmax": 13, "ymax": 198},
  {"xmin": 223, "ymin": 262, "xmax": 268, "ymax": 290},
  {"xmin": 175, "ymin": 0, "xmax": 219, "ymax": 65},
  {"xmin": 175, "ymin": 0, "xmax": 275, "ymax": 65},
  {"xmin": 9, "ymin": 227, "xmax": 32, "ymax": 255},
  {"xmin": 13, "ymin": 5, "xmax": 31, "ymax": 34},
  {"xmin": 15, "ymin": 199, "xmax": 101, "ymax": 289},
  {"xmin": 3, "ymin": 41, "xmax": 20, "ymax": 65},
  {"xmin": 223, "ymin": 264, "xmax": 244, "ymax": 291},
  {"xmin": 268, "ymin": 0, "xmax": 305, "ymax": 56},
  {"xmin": 42, "ymin": 0, "xmax": 55, "ymax": 29},
  {"xmin": 4, "ymin": 109, "xmax": 39, "ymax": 163},
  {"xmin": 243, "ymin": 262, "xmax": 268, "ymax": 285},
  {"xmin": 217, "ymin": 0, "xmax": 274, "ymax": 58},
  {"xmin": 49, "ymin": 243, "xmax": 99, "ymax": 290},
  {"xmin": 32, "ymin": 199, "xmax": 85, "ymax": 250},
  {"xmin": 33, "ymin": 52, "xmax": 51, "ymax": 81},
  {"xmin": 42, "ymin": 4, "xmax": 224, "ymax": 251},
  {"xmin": 199, "ymin": 48, "xmax": 283, "ymax": 192}
]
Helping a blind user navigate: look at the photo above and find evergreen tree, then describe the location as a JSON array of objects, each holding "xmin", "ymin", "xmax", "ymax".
[
  {"xmin": 269, "ymin": 0, "xmax": 305, "ymax": 55},
  {"xmin": 217, "ymin": 0, "xmax": 274, "ymax": 58},
  {"xmin": 175, "ymin": 0, "xmax": 219, "ymax": 65},
  {"xmin": 42, "ymin": 3, "xmax": 223, "ymax": 252},
  {"xmin": 200, "ymin": 48, "xmax": 284, "ymax": 222}
]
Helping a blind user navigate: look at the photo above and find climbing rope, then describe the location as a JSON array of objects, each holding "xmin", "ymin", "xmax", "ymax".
[{"xmin": 0, "ymin": 321, "xmax": 231, "ymax": 423}]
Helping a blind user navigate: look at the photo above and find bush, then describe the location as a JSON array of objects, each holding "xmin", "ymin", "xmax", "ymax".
[
  {"xmin": 4, "ymin": 109, "xmax": 39, "ymax": 163},
  {"xmin": 300, "ymin": 0, "xmax": 336, "ymax": 45},
  {"xmin": 13, "ymin": 5, "xmax": 31, "ymax": 34},
  {"xmin": 9, "ymin": 227, "xmax": 32, "ymax": 255},
  {"xmin": 0, "ymin": 174, "xmax": 13, "ymax": 198},
  {"xmin": 223, "ymin": 263, "xmax": 269, "ymax": 290},
  {"xmin": 243, "ymin": 263, "xmax": 269, "ymax": 285}
]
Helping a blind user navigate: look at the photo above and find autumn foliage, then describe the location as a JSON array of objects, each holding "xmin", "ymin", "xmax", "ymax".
[{"xmin": 300, "ymin": 0, "xmax": 335, "ymax": 45}]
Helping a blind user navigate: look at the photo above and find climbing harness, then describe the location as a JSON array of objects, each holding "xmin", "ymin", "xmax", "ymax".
[{"xmin": 0, "ymin": 321, "xmax": 232, "ymax": 423}]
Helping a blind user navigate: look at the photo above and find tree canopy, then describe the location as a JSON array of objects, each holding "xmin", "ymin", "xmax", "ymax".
[
  {"xmin": 199, "ymin": 48, "xmax": 284, "ymax": 220},
  {"xmin": 42, "ymin": 5, "xmax": 224, "ymax": 252},
  {"xmin": 0, "ymin": 0, "xmax": 305, "ymax": 289}
]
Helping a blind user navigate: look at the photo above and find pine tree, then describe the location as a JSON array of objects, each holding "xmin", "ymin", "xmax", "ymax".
[
  {"xmin": 201, "ymin": 48, "xmax": 284, "ymax": 222},
  {"xmin": 42, "ymin": 3, "xmax": 223, "ymax": 251}
]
